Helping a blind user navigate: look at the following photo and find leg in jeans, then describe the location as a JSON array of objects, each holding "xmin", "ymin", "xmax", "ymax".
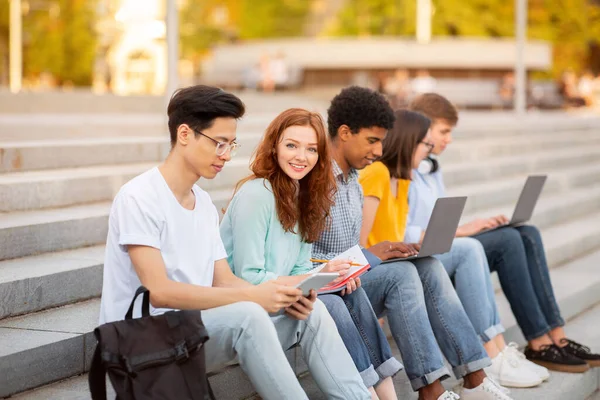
[
  {"xmin": 202, "ymin": 301, "xmax": 308, "ymax": 400},
  {"xmin": 474, "ymin": 227, "xmax": 552, "ymax": 341},
  {"xmin": 515, "ymin": 225, "xmax": 565, "ymax": 330},
  {"xmin": 360, "ymin": 261, "xmax": 451, "ymax": 391},
  {"xmin": 412, "ymin": 257, "xmax": 491, "ymax": 379},
  {"xmin": 435, "ymin": 237, "xmax": 505, "ymax": 343},
  {"xmin": 319, "ymin": 293, "xmax": 380, "ymax": 388},
  {"xmin": 273, "ymin": 298, "xmax": 371, "ymax": 400},
  {"xmin": 340, "ymin": 287, "xmax": 403, "ymax": 381}
]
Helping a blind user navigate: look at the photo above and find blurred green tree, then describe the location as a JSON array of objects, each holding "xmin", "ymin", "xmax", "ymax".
[
  {"xmin": 327, "ymin": 0, "xmax": 600, "ymax": 77},
  {"xmin": 23, "ymin": 0, "xmax": 97, "ymax": 86},
  {"xmin": 179, "ymin": 0, "xmax": 310, "ymax": 58}
]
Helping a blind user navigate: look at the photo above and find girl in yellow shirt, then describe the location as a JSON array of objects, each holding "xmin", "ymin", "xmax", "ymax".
[{"xmin": 359, "ymin": 110, "xmax": 433, "ymax": 246}]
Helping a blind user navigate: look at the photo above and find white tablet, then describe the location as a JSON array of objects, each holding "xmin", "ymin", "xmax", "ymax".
[{"xmin": 295, "ymin": 273, "xmax": 339, "ymax": 296}]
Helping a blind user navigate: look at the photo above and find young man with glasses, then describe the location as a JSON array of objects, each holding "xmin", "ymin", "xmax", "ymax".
[{"xmin": 99, "ymin": 85, "xmax": 371, "ymax": 400}]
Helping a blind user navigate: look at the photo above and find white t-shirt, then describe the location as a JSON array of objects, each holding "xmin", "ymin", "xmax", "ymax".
[{"xmin": 99, "ymin": 167, "xmax": 227, "ymax": 324}]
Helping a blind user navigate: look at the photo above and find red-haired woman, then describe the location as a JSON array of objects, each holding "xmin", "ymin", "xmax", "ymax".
[{"xmin": 220, "ymin": 108, "xmax": 402, "ymax": 399}]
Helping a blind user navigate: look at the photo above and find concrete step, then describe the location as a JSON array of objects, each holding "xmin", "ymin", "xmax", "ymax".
[
  {"xmin": 1, "ymin": 118, "xmax": 598, "ymax": 173},
  {"xmin": 0, "ymin": 137, "xmax": 168, "ymax": 174},
  {"xmin": 0, "ymin": 202, "xmax": 110, "ymax": 261},
  {"xmin": 6, "ymin": 253, "xmax": 600, "ymax": 399},
  {"xmin": 0, "ymin": 132, "xmax": 262, "ymax": 173},
  {"xmin": 3, "ymin": 140, "xmax": 599, "ymax": 212},
  {"xmin": 447, "ymin": 162, "xmax": 600, "ymax": 215},
  {"xmin": 461, "ymin": 183, "xmax": 600, "ymax": 232},
  {"xmin": 0, "ymin": 299, "xmax": 98, "ymax": 398},
  {"xmin": 0, "ymin": 245, "xmax": 104, "ymax": 319},
  {"xmin": 0, "ymin": 160, "xmax": 250, "ymax": 212},
  {"xmin": 541, "ymin": 212, "xmax": 600, "ymax": 270},
  {"xmin": 588, "ymin": 390, "xmax": 600, "ymax": 400},
  {"xmin": 4, "ymin": 206, "xmax": 597, "ymax": 321},
  {"xmin": 442, "ymin": 129, "xmax": 600, "ymax": 163},
  {"xmin": 443, "ymin": 144, "xmax": 600, "ymax": 188}
]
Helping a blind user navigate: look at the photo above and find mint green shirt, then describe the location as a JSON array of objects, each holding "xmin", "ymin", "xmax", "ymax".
[{"xmin": 220, "ymin": 178, "xmax": 314, "ymax": 285}]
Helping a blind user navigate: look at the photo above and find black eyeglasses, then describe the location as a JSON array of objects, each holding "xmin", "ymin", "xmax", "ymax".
[
  {"xmin": 420, "ymin": 140, "xmax": 435, "ymax": 152},
  {"xmin": 193, "ymin": 130, "xmax": 240, "ymax": 157}
]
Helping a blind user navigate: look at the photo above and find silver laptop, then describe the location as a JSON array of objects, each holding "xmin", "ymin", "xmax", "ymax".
[
  {"xmin": 476, "ymin": 175, "xmax": 547, "ymax": 235},
  {"xmin": 381, "ymin": 196, "xmax": 467, "ymax": 264}
]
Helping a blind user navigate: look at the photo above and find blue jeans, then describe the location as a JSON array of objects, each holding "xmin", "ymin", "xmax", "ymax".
[
  {"xmin": 474, "ymin": 225, "xmax": 565, "ymax": 341},
  {"xmin": 360, "ymin": 256, "xmax": 490, "ymax": 391},
  {"xmin": 320, "ymin": 288, "xmax": 403, "ymax": 388},
  {"xmin": 435, "ymin": 237, "xmax": 505, "ymax": 343}
]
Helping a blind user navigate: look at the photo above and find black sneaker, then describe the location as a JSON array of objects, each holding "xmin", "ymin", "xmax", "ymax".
[
  {"xmin": 524, "ymin": 344, "xmax": 589, "ymax": 373},
  {"xmin": 560, "ymin": 338, "xmax": 600, "ymax": 367}
]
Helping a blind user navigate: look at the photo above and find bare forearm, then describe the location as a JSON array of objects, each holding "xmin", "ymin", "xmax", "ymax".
[{"xmin": 150, "ymin": 280, "xmax": 253, "ymax": 311}]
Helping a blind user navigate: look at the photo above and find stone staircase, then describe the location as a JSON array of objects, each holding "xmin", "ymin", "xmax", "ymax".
[{"xmin": 1, "ymin": 106, "xmax": 600, "ymax": 399}]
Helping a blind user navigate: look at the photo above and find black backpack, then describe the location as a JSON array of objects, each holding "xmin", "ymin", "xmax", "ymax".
[{"xmin": 89, "ymin": 286, "xmax": 215, "ymax": 399}]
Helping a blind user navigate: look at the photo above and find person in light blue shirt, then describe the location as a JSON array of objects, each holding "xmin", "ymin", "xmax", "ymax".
[
  {"xmin": 221, "ymin": 108, "xmax": 402, "ymax": 399},
  {"xmin": 409, "ymin": 93, "xmax": 599, "ymax": 375}
]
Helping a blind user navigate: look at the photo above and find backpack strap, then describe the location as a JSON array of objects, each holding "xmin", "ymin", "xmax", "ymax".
[
  {"xmin": 125, "ymin": 286, "xmax": 150, "ymax": 320},
  {"xmin": 88, "ymin": 345, "xmax": 108, "ymax": 400}
]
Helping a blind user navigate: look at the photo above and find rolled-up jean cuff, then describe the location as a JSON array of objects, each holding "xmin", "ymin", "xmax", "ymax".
[
  {"xmin": 375, "ymin": 357, "xmax": 403, "ymax": 381},
  {"xmin": 523, "ymin": 326, "xmax": 551, "ymax": 342},
  {"xmin": 409, "ymin": 366, "xmax": 451, "ymax": 391},
  {"xmin": 481, "ymin": 323, "xmax": 506, "ymax": 343},
  {"xmin": 452, "ymin": 357, "xmax": 491, "ymax": 379},
  {"xmin": 360, "ymin": 365, "xmax": 380, "ymax": 388},
  {"xmin": 549, "ymin": 318, "xmax": 565, "ymax": 330}
]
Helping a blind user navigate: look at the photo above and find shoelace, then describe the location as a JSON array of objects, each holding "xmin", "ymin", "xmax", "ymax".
[
  {"xmin": 538, "ymin": 344, "xmax": 564, "ymax": 361},
  {"xmin": 482, "ymin": 378, "xmax": 512, "ymax": 400},
  {"xmin": 441, "ymin": 392, "xmax": 460, "ymax": 400},
  {"xmin": 502, "ymin": 345, "xmax": 522, "ymax": 368},
  {"xmin": 561, "ymin": 338, "xmax": 592, "ymax": 354},
  {"xmin": 507, "ymin": 342, "xmax": 526, "ymax": 360},
  {"xmin": 486, "ymin": 376, "xmax": 511, "ymax": 395}
]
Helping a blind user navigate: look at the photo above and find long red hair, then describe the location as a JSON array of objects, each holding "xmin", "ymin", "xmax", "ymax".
[{"xmin": 235, "ymin": 108, "xmax": 336, "ymax": 243}]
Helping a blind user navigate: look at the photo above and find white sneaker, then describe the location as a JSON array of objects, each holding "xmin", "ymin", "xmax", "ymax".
[
  {"xmin": 458, "ymin": 377, "xmax": 515, "ymax": 400},
  {"xmin": 485, "ymin": 348, "xmax": 543, "ymax": 388},
  {"xmin": 437, "ymin": 391, "xmax": 460, "ymax": 400},
  {"xmin": 504, "ymin": 342, "xmax": 550, "ymax": 381}
]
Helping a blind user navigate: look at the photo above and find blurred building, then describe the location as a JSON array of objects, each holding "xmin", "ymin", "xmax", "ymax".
[{"xmin": 95, "ymin": 0, "xmax": 172, "ymax": 95}]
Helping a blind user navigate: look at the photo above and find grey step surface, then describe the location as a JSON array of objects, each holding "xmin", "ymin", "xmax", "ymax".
[
  {"xmin": 0, "ymin": 245, "xmax": 104, "ymax": 319},
  {"xmin": 461, "ymin": 183, "xmax": 600, "ymax": 232},
  {"xmin": 442, "ymin": 129, "xmax": 600, "ymax": 163},
  {"xmin": 0, "ymin": 300, "xmax": 98, "ymax": 398},
  {"xmin": 447, "ymin": 162, "xmax": 600, "ymax": 215},
  {"xmin": 1, "ymin": 123, "xmax": 597, "ymax": 173},
  {"xmin": 2, "ymin": 143, "xmax": 600, "ymax": 212},
  {"xmin": 442, "ymin": 144, "xmax": 600, "ymax": 187},
  {"xmin": 589, "ymin": 390, "xmax": 600, "ymax": 400},
  {"xmin": 0, "ymin": 133, "xmax": 263, "ymax": 174},
  {"xmin": 10, "ymin": 289, "xmax": 600, "ymax": 400},
  {"xmin": 0, "ymin": 159, "xmax": 251, "ymax": 212},
  {"xmin": 2, "ymin": 200, "xmax": 599, "ymax": 321},
  {"xmin": 3, "ymin": 248, "xmax": 600, "ymax": 398},
  {"xmin": 0, "ymin": 203, "xmax": 110, "ymax": 261}
]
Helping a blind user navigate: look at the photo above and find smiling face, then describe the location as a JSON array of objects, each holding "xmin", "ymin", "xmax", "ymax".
[
  {"xmin": 429, "ymin": 119, "xmax": 454, "ymax": 155},
  {"xmin": 339, "ymin": 126, "xmax": 387, "ymax": 171},
  {"xmin": 178, "ymin": 117, "xmax": 238, "ymax": 179},
  {"xmin": 276, "ymin": 125, "xmax": 319, "ymax": 181}
]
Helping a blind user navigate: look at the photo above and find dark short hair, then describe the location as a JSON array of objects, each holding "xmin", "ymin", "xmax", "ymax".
[
  {"xmin": 167, "ymin": 85, "xmax": 245, "ymax": 146},
  {"xmin": 327, "ymin": 86, "xmax": 395, "ymax": 138},
  {"xmin": 409, "ymin": 93, "xmax": 458, "ymax": 126},
  {"xmin": 380, "ymin": 109, "xmax": 431, "ymax": 180}
]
